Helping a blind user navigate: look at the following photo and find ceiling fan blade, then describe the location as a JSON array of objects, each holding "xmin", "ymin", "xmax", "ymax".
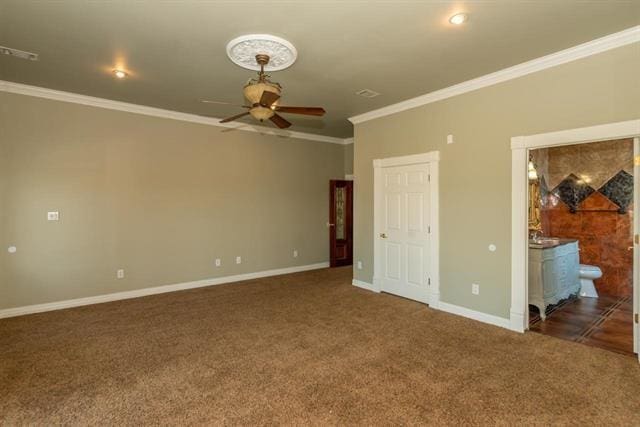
[
  {"xmin": 274, "ymin": 106, "xmax": 326, "ymax": 116},
  {"xmin": 202, "ymin": 100, "xmax": 250, "ymax": 108},
  {"xmin": 259, "ymin": 90, "xmax": 280, "ymax": 107},
  {"xmin": 219, "ymin": 111, "xmax": 250, "ymax": 123},
  {"xmin": 269, "ymin": 113, "xmax": 292, "ymax": 129}
]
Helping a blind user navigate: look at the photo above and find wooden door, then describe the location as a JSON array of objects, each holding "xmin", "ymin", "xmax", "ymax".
[
  {"xmin": 379, "ymin": 164, "xmax": 431, "ymax": 303},
  {"xmin": 330, "ymin": 180, "xmax": 353, "ymax": 267}
]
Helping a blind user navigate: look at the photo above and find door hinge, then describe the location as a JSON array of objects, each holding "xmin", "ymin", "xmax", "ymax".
[
  {"xmin": 635, "ymin": 234, "xmax": 639, "ymax": 245},
  {"xmin": 428, "ymin": 277, "xmax": 431, "ymax": 285},
  {"xmin": 635, "ymin": 313, "xmax": 639, "ymax": 324},
  {"xmin": 428, "ymin": 174, "xmax": 431, "ymax": 182},
  {"xmin": 428, "ymin": 226, "xmax": 431, "ymax": 234}
]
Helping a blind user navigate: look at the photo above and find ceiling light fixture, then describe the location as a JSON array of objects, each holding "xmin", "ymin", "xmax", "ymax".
[
  {"xmin": 449, "ymin": 13, "xmax": 468, "ymax": 25},
  {"xmin": 528, "ymin": 156, "xmax": 538, "ymax": 181},
  {"xmin": 113, "ymin": 69, "xmax": 128, "ymax": 79}
]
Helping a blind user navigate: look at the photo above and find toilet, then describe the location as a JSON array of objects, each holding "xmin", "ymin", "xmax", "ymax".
[{"xmin": 579, "ymin": 264, "xmax": 602, "ymax": 298}]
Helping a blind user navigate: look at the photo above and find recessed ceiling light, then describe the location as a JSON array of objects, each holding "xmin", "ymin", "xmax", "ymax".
[
  {"xmin": 449, "ymin": 13, "xmax": 468, "ymax": 25},
  {"xmin": 113, "ymin": 69, "xmax": 128, "ymax": 79}
]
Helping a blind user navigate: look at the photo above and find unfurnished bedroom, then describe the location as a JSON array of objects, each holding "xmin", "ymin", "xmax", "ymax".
[{"xmin": 1, "ymin": 1, "xmax": 639, "ymax": 424}]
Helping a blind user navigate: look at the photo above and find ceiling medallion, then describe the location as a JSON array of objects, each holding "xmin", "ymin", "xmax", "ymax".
[{"xmin": 226, "ymin": 34, "xmax": 297, "ymax": 71}]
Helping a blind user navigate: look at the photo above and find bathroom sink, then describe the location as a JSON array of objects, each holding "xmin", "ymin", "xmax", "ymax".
[
  {"xmin": 532, "ymin": 237, "xmax": 560, "ymax": 244},
  {"xmin": 529, "ymin": 237, "xmax": 561, "ymax": 248}
]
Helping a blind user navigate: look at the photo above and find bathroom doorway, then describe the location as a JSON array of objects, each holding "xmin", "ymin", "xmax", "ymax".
[
  {"xmin": 510, "ymin": 120, "xmax": 640, "ymax": 363},
  {"xmin": 526, "ymin": 138, "xmax": 635, "ymax": 356}
]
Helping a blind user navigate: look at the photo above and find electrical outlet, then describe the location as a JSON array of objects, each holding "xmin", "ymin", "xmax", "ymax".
[
  {"xmin": 236, "ymin": 256, "xmax": 241, "ymax": 264},
  {"xmin": 117, "ymin": 269, "xmax": 125, "ymax": 279},
  {"xmin": 47, "ymin": 211, "xmax": 59, "ymax": 221},
  {"xmin": 293, "ymin": 250, "xmax": 298, "ymax": 258},
  {"xmin": 215, "ymin": 258, "xmax": 221, "ymax": 267},
  {"xmin": 447, "ymin": 134, "xmax": 454, "ymax": 144},
  {"xmin": 472, "ymin": 283, "xmax": 480, "ymax": 295},
  {"xmin": 357, "ymin": 261, "xmax": 363, "ymax": 270}
]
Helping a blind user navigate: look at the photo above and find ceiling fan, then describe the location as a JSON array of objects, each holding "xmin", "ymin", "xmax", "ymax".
[{"xmin": 203, "ymin": 54, "xmax": 325, "ymax": 129}]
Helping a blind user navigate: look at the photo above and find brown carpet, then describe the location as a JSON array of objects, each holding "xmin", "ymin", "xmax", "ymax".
[{"xmin": 1, "ymin": 267, "xmax": 639, "ymax": 425}]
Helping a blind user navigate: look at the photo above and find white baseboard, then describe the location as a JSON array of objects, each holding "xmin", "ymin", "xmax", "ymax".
[
  {"xmin": 351, "ymin": 281, "xmax": 508, "ymax": 330},
  {"xmin": 0, "ymin": 262, "xmax": 330, "ymax": 319},
  {"xmin": 437, "ymin": 301, "xmax": 511, "ymax": 330},
  {"xmin": 352, "ymin": 279, "xmax": 380, "ymax": 293}
]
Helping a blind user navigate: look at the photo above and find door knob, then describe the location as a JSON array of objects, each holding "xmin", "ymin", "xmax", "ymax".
[{"xmin": 380, "ymin": 233, "xmax": 387, "ymax": 238}]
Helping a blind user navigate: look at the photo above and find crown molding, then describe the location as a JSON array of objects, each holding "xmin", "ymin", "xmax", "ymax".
[
  {"xmin": 349, "ymin": 26, "xmax": 640, "ymax": 125},
  {"xmin": 0, "ymin": 80, "xmax": 353, "ymax": 145}
]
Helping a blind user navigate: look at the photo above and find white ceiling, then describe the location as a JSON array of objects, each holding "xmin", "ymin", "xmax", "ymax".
[{"xmin": 1, "ymin": 1, "xmax": 638, "ymax": 138}]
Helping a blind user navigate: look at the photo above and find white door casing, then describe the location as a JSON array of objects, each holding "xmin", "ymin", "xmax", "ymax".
[
  {"xmin": 634, "ymin": 137, "xmax": 639, "ymax": 362},
  {"xmin": 373, "ymin": 152, "xmax": 440, "ymax": 307}
]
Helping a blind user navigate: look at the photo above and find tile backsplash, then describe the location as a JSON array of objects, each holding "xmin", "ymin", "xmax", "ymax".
[{"xmin": 533, "ymin": 138, "xmax": 634, "ymax": 213}]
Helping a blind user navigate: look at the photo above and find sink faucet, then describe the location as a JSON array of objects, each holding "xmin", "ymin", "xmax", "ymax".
[{"xmin": 530, "ymin": 230, "xmax": 542, "ymax": 240}]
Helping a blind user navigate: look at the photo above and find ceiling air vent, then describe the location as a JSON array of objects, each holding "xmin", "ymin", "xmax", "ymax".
[
  {"xmin": 0, "ymin": 46, "xmax": 39, "ymax": 61},
  {"xmin": 355, "ymin": 89, "xmax": 380, "ymax": 98}
]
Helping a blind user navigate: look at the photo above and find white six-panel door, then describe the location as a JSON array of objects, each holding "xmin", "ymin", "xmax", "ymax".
[{"xmin": 379, "ymin": 164, "xmax": 431, "ymax": 303}]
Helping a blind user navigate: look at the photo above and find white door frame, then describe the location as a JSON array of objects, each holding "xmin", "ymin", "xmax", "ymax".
[
  {"xmin": 373, "ymin": 151, "xmax": 440, "ymax": 307},
  {"xmin": 510, "ymin": 119, "xmax": 640, "ymax": 359}
]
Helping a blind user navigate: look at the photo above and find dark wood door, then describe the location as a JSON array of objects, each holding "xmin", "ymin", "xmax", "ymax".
[{"xmin": 330, "ymin": 180, "xmax": 353, "ymax": 267}]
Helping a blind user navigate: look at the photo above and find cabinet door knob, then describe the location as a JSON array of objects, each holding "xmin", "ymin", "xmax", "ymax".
[{"xmin": 380, "ymin": 233, "xmax": 387, "ymax": 239}]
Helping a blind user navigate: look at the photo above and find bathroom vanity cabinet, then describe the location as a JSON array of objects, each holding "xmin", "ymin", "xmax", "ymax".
[{"xmin": 528, "ymin": 240, "xmax": 580, "ymax": 320}]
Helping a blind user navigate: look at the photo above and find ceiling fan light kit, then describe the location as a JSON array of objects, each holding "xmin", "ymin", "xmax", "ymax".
[
  {"xmin": 213, "ymin": 35, "xmax": 326, "ymax": 130},
  {"xmin": 243, "ymin": 54, "xmax": 280, "ymax": 122}
]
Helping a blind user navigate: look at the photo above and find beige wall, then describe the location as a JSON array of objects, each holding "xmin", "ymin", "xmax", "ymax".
[
  {"xmin": 353, "ymin": 43, "xmax": 640, "ymax": 319},
  {"xmin": 343, "ymin": 144, "xmax": 354, "ymax": 175},
  {"xmin": 0, "ymin": 103, "xmax": 7, "ymax": 306},
  {"xmin": 0, "ymin": 92, "xmax": 346, "ymax": 309}
]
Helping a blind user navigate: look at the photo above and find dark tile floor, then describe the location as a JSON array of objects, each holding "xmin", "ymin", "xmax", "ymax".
[{"xmin": 529, "ymin": 294, "xmax": 635, "ymax": 356}]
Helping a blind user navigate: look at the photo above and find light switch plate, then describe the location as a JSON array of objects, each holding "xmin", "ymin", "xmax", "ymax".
[
  {"xmin": 357, "ymin": 261, "xmax": 363, "ymax": 270},
  {"xmin": 215, "ymin": 258, "xmax": 221, "ymax": 267},
  {"xmin": 117, "ymin": 269, "xmax": 125, "ymax": 279},
  {"xmin": 293, "ymin": 250, "xmax": 298, "ymax": 258},
  {"xmin": 236, "ymin": 256, "xmax": 241, "ymax": 264},
  {"xmin": 447, "ymin": 134, "xmax": 454, "ymax": 144},
  {"xmin": 47, "ymin": 211, "xmax": 59, "ymax": 221},
  {"xmin": 472, "ymin": 283, "xmax": 480, "ymax": 295}
]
